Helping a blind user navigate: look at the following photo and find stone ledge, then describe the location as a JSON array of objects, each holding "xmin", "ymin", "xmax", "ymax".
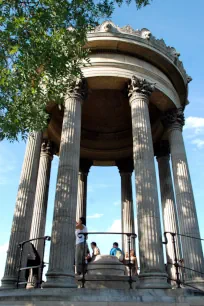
[{"xmin": 0, "ymin": 288, "xmax": 204, "ymax": 305}]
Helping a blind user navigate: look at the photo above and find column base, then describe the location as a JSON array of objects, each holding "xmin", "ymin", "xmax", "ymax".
[
  {"xmin": 137, "ymin": 273, "xmax": 171, "ymax": 289},
  {"xmin": 0, "ymin": 277, "xmax": 17, "ymax": 289},
  {"xmin": 184, "ymin": 278, "xmax": 204, "ymax": 291},
  {"xmin": 43, "ymin": 272, "xmax": 77, "ymax": 288}
]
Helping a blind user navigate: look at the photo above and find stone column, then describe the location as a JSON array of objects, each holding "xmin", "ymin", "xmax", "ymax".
[
  {"xmin": 128, "ymin": 76, "xmax": 169, "ymax": 288},
  {"xmin": 156, "ymin": 141, "xmax": 182, "ymax": 283},
  {"xmin": 117, "ymin": 159, "xmax": 135, "ymax": 254},
  {"xmin": 76, "ymin": 159, "xmax": 92, "ymax": 221},
  {"xmin": 1, "ymin": 132, "xmax": 42, "ymax": 289},
  {"xmin": 163, "ymin": 108, "xmax": 204, "ymax": 287},
  {"xmin": 29, "ymin": 140, "xmax": 55, "ymax": 262},
  {"xmin": 44, "ymin": 78, "xmax": 87, "ymax": 288}
]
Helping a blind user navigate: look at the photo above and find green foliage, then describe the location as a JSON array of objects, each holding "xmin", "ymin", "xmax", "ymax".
[{"xmin": 0, "ymin": 0, "xmax": 151, "ymax": 141}]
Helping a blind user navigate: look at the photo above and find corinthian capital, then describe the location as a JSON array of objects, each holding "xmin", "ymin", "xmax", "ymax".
[
  {"xmin": 41, "ymin": 140, "xmax": 55, "ymax": 158},
  {"xmin": 162, "ymin": 107, "xmax": 185, "ymax": 131},
  {"xmin": 128, "ymin": 75, "xmax": 155, "ymax": 98},
  {"xmin": 68, "ymin": 77, "xmax": 88, "ymax": 100}
]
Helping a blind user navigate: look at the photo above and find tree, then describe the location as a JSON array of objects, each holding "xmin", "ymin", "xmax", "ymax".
[{"xmin": 0, "ymin": 0, "xmax": 151, "ymax": 141}]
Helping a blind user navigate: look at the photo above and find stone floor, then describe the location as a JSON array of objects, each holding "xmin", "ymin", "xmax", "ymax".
[{"xmin": 0, "ymin": 288, "xmax": 204, "ymax": 306}]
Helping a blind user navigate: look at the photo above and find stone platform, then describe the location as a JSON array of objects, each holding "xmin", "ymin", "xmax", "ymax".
[{"xmin": 0, "ymin": 288, "xmax": 204, "ymax": 306}]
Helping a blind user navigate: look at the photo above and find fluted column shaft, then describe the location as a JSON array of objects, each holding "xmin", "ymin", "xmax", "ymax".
[
  {"xmin": 29, "ymin": 140, "xmax": 54, "ymax": 259},
  {"xmin": 44, "ymin": 79, "xmax": 86, "ymax": 288},
  {"xmin": 76, "ymin": 172, "xmax": 88, "ymax": 221},
  {"xmin": 120, "ymin": 172, "xmax": 135, "ymax": 253},
  {"xmin": 76, "ymin": 159, "xmax": 92, "ymax": 221},
  {"xmin": 1, "ymin": 132, "xmax": 42, "ymax": 289},
  {"xmin": 165, "ymin": 108, "xmax": 204, "ymax": 285},
  {"xmin": 156, "ymin": 142, "xmax": 182, "ymax": 283},
  {"xmin": 128, "ymin": 76, "xmax": 168, "ymax": 288}
]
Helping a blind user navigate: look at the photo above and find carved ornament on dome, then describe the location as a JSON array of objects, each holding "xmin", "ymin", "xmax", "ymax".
[
  {"xmin": 93, "ymin": 21, "xmax": 189, "ymax": 85},
  {"xmin": 128, "ymin": 75, "xmax": 155, "ymax": 98}
]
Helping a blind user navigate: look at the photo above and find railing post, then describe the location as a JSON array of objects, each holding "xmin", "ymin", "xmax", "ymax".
[
  {"xmin": 170, "ymin": 233, "xmax": 181, "ymax": 288},
  {"xmin": 127, "ymin": 234, "xmax": 133, "ymax": 289},
  {"xmin": 17, "ymin": 243, "xmax": 24, "ymax": 289},
  {"xmin": 81, "ymin": 233, "xmax": 87, "ymax": 288}
]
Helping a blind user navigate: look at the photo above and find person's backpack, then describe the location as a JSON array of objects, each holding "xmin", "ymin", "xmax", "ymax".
[{"xmin": 115, "ymin": 250, "xmax": 123, "ymax": 261}]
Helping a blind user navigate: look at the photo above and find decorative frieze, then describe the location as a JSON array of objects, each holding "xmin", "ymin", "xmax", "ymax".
[{"xmin": 92, "ymin": 21, "xmax": 191, "ymax": 85}]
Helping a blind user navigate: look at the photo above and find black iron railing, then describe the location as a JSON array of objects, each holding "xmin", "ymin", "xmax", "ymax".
[
  {"xmin": 16, "ymin": 236, "xmax": 51, "ymax": 288},
  {"xmin": 78, "ymin": 232, "xmax": 137, "ymax": 289},
  {"xmin": 163, "ymin": 231, "xmax": 204, "ymax": 293}
]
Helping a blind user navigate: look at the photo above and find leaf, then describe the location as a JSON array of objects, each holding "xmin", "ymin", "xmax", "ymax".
[{"xmin": 9, "ymin": 45, "xmax": 19, "ymax": 55}]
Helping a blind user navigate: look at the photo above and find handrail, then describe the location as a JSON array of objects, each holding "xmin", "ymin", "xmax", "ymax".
[
  {"xmin": 163, "ymin": 231, "xmax": 204, "ymax": 293},
  {"xmin": 17, "ymin": 236, "xmax": 51, "ymax": 289},
  {"xmin": 78, "ymin": 231, "xmax": 137, "ymax": 289}
]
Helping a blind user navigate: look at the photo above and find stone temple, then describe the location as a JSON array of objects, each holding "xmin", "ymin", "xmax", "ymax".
[{"xmin": 1, "ymin": 21, "xmax": 204, "ymax": 305}]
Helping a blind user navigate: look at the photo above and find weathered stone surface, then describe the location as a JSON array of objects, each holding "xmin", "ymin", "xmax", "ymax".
[
  {"xmin": 76, "ymin": 159, "xmax": 93, "ymax": 221},
  {"xmin": 164, "ymin": 108, "xmax": 204, "ymax": 286},
  {"xmin": 28, "ymin": 140, "xmax": 55, "ymax": 287},
  {"xmin": 128, "ymin": 76, "xmax": 169, "ymax": 289},
  {"xmin": 156, "ymin": 141, "xmax": 182, "ymax": 283},
  {"xmin": 44, "ymin": 78, "xmax": 87, "ymax": 288},
  {"xmin": 117, "ymin": 159, "xmax": 135, "ymax": 253},
  {"xmin": 1, "ymin": 132, "xmax": 42, "ymax": 289},
  {"xmin": 0, "ymin": 288, "xmax": 204, "ymax": 305},
  {"xmin": 87, "ymin": 255, "xmax": 125, "ymax": 276}
]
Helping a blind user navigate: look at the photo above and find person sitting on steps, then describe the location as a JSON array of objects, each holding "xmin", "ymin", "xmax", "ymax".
[
  {"xmin": 110, "ymin": 242, "xmax": 123, "ymax": 262},
  {"xmin": 91, "ymin": 241, "xmax": 100, "ymax": 261}
]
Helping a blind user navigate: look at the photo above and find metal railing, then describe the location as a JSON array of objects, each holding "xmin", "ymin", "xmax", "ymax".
[
  {"xmin": 163, "ymin": 231, "xmax": 204, "ymax": 293},
  {"xmin": 77, "ymin": 232, "xmax": 137, "ymax": 289},
  {"xmin": 16, "ymin": 236, "xmax": 51, "ymax": 288}
]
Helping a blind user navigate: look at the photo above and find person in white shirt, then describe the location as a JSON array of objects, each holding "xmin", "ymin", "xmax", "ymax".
[
  {"xmin": 90, "ymin": 242, "xmax": 100, "ymax": 260},
  {"xmin": 75, "ymin": 217, "xmax": 88, "ymax": 275}
]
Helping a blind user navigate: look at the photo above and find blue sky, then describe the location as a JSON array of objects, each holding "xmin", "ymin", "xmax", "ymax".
[{"xmin": 0, "ymin": 0, "xmax": 204, "ymax": 281}]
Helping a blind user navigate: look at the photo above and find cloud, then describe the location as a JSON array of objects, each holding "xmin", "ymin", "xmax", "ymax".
[
  {"xmin": 191, "ymin": 139, "xmax": 204, "ymax": 148},
  {"xmin": 184, "ymin": 117, "xmax": 204, "ymax": 148},
  {"xmin": 184, "ymin": 117, "xmax": 204, "ymax": 137},
  {"xmin": 108, "ymin": 219, "xmax": 121, "ymax": 232},
  {"xmin": 185, "ymin": 117, "xmax": 204, "ymax": 130},
  {"xmin": 87, "ymin": 213, "xmax": 104, "ymax": 219}
]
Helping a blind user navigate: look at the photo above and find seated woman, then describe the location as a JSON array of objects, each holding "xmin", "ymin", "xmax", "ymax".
[
  {"xmin": 124, "ymin": 249, "xmax": 138, "ymax": 276},
  {"xmin": 91, "ymin": 242, "xmax": 100, "ymax": 260}
]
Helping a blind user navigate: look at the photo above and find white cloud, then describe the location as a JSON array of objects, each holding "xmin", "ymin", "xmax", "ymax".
[
  {"xmin": 108, "ymin": 219, "xmax": 121, "ymax": 233},
  {"xmin": 185, "ymin": 117, "xmax": 204, "ymax": 130},
  {"xmin": 184, "ymin": 117, "xmax": 204, "ymax": 148},
  {"xmin": 184, "ymin": 117, "xmax": 204, "ymax": 136},
  {"xmin": 191, "ymin": 139, "xmax": 204, "ymax": 148},
  {"xmin": 0, "ymin": 242, "xmax": 8, "ymax": 284},
  {"xmin": 87, "ymin": 213, "xmax": 104, "ymax": 219}
]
